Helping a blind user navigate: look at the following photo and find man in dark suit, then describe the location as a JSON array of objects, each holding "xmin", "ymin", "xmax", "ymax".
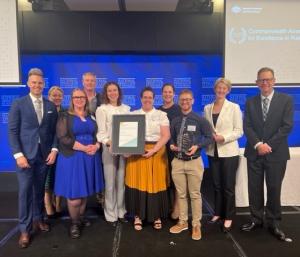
[
  {"xmin": 241, "ymin": 67, "xmax": 294, "ymax": 241},
  {"xmin": 8, "ymin": 68, "xmax": 58, "ymax": 248}
]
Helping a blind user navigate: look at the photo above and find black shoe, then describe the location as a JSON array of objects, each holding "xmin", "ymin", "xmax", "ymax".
[
  {"xmin": 80, "ymin": 217, "xmax": 91, "ymax": 227},
  {"xmin": 107, "ymin": 221, "xmax": 117, "ymax": 227},
  {"xmin": 241, "ymin": 222, "xmax": 263, "ymax": 232},
  {"xmin": 268, "ymin": 227, "xmax": 286, "ymax": 241},
  {"xmin": 222, "ymin": 222, "xmax": 233, "ymax": 233},
  {"xmin": 70, "ymin": 224, "xmax": 81, "ymax": 239},
  {"xmin": 208, "ymin": 217, "xmax": 221, "ymax": 224},
  {"xmin": 118, "ymin": 217, "xmax": 128, "ymax": 223}
]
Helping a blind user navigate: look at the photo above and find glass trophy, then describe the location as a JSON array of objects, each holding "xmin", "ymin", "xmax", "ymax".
[{"xmin": 179, "ymin": 132, "xmax": 193, "ymax": 154}]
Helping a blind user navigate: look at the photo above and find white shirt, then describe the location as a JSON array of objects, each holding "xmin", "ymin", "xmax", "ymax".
[
  {"xmin": 30, "ymin": 93, "xmax": 44, "ymax": 118},
  {"xmin": 96, "ymin": 103, "xmax": 131, "ymax": 144},
  {"xmin": 132, "ymin": 108, "xmax": 169, "ymax": 142}
]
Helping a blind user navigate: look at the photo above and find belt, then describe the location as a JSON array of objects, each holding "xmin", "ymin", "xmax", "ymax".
[{"xmin": 175, "ymin": 155, "xmax": 199, "ymax": 161}]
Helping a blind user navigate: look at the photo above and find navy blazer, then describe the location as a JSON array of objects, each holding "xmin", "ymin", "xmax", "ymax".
[
  {"xmin": 8, "ymin": 95, "xmax": 58, "ymax": 160},
  {"xmin": 244, "ymin": 91, "xmax": 294, "ymax": 161}
]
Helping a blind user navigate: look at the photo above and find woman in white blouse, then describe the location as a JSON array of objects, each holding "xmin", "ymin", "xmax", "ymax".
[
  {"xmin": 204, "ymin": 78, "xmax": 243, "ymax": 232},
  {"xmin": 125, "ymin": 87, "xmax": 170, "ymax": 231},
  {"xmin": 96, "ymin": 82, "xmax": 130, "ymax": 225}
]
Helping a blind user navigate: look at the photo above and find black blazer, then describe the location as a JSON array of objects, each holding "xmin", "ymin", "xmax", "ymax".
[
  {"xmin": 244, "ymin": 91, "xmax": 294, "ymax": 161},
  {"xmin": 56, "ymin": 112, "xmax": 98, "ymax": 157}
]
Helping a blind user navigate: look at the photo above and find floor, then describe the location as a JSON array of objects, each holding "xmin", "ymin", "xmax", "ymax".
[{"xmin": 0, "ymin": 171, "xmax": 299, "ymax": 257}]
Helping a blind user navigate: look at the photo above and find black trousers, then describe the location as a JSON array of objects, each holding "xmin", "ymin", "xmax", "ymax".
[
  {"xmin": 208, "ymin": 155, "xmax": 239, "ymax": 219},
  {"xmin": 247, "ymin": 158, "xmax": 286, "ymax": 228}
]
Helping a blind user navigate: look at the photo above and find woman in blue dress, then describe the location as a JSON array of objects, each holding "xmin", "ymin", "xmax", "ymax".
[{"xmin": 55, "ymin": 88, "xmax": 104, "ymax": 239}]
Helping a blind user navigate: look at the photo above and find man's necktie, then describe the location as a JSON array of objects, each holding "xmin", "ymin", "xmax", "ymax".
[
  {"xmin": 35, "ymin": 99, "xmax": 42, "ymax": 124},
  {"xmin": 262, "ymin": 97, "xmax": 269, "ymax": 121}
]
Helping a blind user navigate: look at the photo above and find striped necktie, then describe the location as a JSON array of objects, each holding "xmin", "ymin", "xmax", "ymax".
[{"xmin": 262, "ymin": 97, "xmax": 269, "ymax": 121}]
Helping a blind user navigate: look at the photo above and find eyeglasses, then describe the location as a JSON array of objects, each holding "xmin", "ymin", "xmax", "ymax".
[
  {"xmin": 256, "ymin": 78, "xmax": 274, "ymax": 83},
  {"xmin": 72, "ymin": 96, "xmax": 86, "ymax": 100},
  {"xmin": 180, "ymin": 98, "xmax": 193, "ymax": 102}
]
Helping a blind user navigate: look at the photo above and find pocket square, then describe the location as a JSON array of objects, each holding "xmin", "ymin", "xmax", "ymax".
[{"xmin": 47, "ymin": 111, "xmax": 53, "ymax": 114}]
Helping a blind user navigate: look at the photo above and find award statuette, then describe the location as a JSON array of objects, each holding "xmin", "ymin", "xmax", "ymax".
[{"xmin": 178, "ymin": 132, "xmax": 193, "ymax": 154}]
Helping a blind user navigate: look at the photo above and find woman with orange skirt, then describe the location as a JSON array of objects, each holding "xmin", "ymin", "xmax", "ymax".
[{"xmin": 125, "ymin": 87, "xmax": 170, "ymax": 231}]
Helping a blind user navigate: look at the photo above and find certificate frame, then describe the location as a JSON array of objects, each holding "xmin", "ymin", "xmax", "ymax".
[{"xmin": 111, "ymin": 114, "xmax": 145, "ymax": 155}]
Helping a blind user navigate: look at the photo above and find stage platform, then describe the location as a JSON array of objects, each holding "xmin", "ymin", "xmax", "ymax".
[{"xmin": 0, "ymin": 171, "xmax": 299, "ymax": 257}]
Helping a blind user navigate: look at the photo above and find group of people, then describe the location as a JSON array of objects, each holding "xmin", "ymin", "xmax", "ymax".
[{"xmin": 8, "ymin": 66, "xmax": 293, "ymax": 249}]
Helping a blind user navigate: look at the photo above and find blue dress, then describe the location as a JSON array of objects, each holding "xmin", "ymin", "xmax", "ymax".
[{"xmin": 55, "ymin": 116, "xmax": 104, "ymax": 198}]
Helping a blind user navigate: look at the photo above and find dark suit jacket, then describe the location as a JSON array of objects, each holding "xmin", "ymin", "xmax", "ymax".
[
  {"xmin": 244, "ymin": 91, "xmax": 294, "ymax": 161},
  {"xmin": 8, "ymin": 95, "xmax": 58, "ymax": 160}
]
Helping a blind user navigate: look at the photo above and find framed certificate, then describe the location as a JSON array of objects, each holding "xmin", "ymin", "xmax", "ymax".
[{"xmin": 111, "ymin": 114, "xmax": 145, "ymax": 154}]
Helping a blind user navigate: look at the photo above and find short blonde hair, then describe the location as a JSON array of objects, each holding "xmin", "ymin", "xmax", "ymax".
[
  {"xmin": 82, "ymin": 72, "xmax": 96, "ymax": 80},
  {"xmin": 48, "ymin": 86, "xmax": 64, "ymax": 97},
  {"xmin": 28, "ymin": 68, "xmax": 43, "ymax": 78},
  {"xmin": 214, "ymin": 78, "xmax": 232, "ymax": 92}
]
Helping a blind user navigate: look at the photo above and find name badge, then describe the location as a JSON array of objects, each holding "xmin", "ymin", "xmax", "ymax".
[{"xmin": 187, "ymin": 125, "xmax": 196, "ymax": 131}]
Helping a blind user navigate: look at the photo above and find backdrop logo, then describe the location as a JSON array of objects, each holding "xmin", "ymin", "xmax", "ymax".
[
  {"xmin": 202, "ymin": 77, "xmax": 218, "ymax": 88},
  {"xmin": 155, "ymin": 95, "xmax": 163, "ymax": 106},
  {"xmin": 123, "ymin": 95, "xmax": 136, "ymax": 106},
  {"xmin": 174, "ymin": 78, "xmax": 191, "ymax": 88},
  {"xmin": 229, "ymin": 27, "xmax": 247, "ymax": 44},
  {"xmin": 62, "ymin": 95, "xmax": 71, "ymax": 107},
  {"xmin": 229, "ymin": 94, "xmax": 247, "ymax": 105},
  {"xmin": 146, "ymin": 78, "xmax": 164, "ymax": 88},
  {"xmin": 201, "ymin": 95, "xmax": 215, "ymax": 105},
  {"xmin": 96, "ymin": 78, "xmax": 107, "ymax": 89},
  {"xmin": 0, "ymin": 112, "xmax": 8, "ymax": 124},
  {"xmin": 0, "ymin": 95, "xmax": 19, "ymax": 106},
  {"xmin": 44, "ymin": 78, "xmax": 50, "ymax": 88},
  {"xmin": 60, "ymin": 78, "xmax": 79, "ymax": 88},
  {"xmin": 118, "ymin": 78, "xmax": 136, "ymax": 89}
]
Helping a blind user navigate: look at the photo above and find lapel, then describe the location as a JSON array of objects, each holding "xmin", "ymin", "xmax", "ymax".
[
  {"xmin": 26, "ymin": 95, "xmax": 40, "ymax": 126},
  {"xmin": 265, "ymin": 91, "xmax": 278, "ymax": 123},
  {"xmin": 41, "ymin": 97, "xmax": 48, "ymax": 125},
  {"xmin": 208, "ymin": 102, "xmax": 215, "ymax": 129},
  {"xmin": 254, "ymin": 95, "xmax": 264, "ymax": 124},
  {"xmin": 211, "ymin": 99, "xmax": 229, "ymax": 130}
]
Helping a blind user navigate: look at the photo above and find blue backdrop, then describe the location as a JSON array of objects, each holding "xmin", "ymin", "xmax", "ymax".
[{"xmin": 0, "ymin": 54, "xmax": 299, "ymax": 171}]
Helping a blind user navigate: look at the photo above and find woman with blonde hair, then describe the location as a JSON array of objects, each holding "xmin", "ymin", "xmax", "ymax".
[
  {"xmin": 204, "ymin": 78, "xmax": 243, "ymax": 232},
  {"xmin": 44, "ymin": 86, "xmax": 64, "ymax": 218}
]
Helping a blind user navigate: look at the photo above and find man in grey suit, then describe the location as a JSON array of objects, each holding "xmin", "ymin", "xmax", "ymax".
[
  {"xmin": 8, "ymin": 68, "xmax": 58, "ymax": 248},
  {"xmin": 241, "ymin": 67, "xmax": 294, "ymax": 241}
]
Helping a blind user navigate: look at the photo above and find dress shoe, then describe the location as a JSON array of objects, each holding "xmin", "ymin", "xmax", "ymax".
[
  {"xmin": 268, "ymin": 227, "xmax": 286, "ymax": 241},
  {"xmin": 223, "ymin": 224, "xmax": 232, "ymax": 233},
  {"xmin": 208, "ymin": 216, "xmax": 221, "ymax": 224},
  {"xmin": 70, "ymin": 223, "xmax": 81, "ymax": 239},
  {"xmin": 18, "ymin": 233, "xmax": 30, "ymax": 249},
  {"xmin": 33, "ymin": 221, "xmax": 50, "ymax": 232},
  {"xmin": 80, "ymin": 217, "xmax": 91, "ymax": 227},
  {"xmin": 118, "ymin": 217, "xmax": 128, "ymax": 223},
  {"xmin": 240, "ymin": 222, "xmax": 263, "ymax": 232},
  {"xmin": 107, "ymin": 221, "xmax": 117, "ymax": 227}
]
